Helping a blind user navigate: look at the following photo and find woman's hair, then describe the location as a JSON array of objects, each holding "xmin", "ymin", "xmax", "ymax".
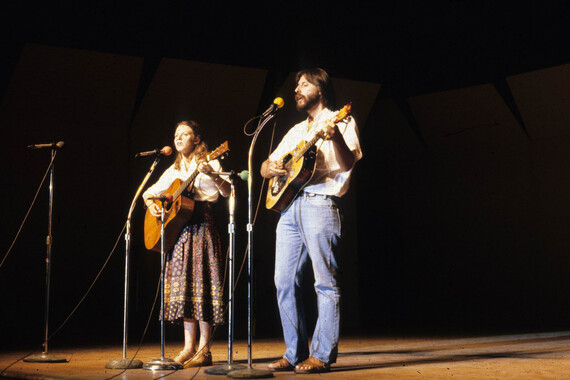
[
  {"xmin": 295, "ymin": 68, "xmax": 336, "ymax": 110},
  {"xmin": 173, "ymin": 120, "xmax": 208, "ymax": 170}
]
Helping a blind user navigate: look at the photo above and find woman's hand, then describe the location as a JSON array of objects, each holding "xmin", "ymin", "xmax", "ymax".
[
  {"xmin": 199, "ymin": 161, "xmax": 231, "ymax": 196},
  {"xmin": 198, "ymin": 162, "xmax": 215, "ymax": 176},
  {"xmin": 147, "ymin": 202, "xmax": 162, "ymax": 217}
]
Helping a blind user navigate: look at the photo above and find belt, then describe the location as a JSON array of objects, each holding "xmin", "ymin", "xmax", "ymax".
[{"xmin": 301, "ymin": 192, "xmax": 339, "ymax": 202}]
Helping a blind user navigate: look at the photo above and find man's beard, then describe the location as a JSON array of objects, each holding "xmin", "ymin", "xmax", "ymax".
[{"xmin": 295, "ymin": 92, "xmax": 320, "ymax": 112}]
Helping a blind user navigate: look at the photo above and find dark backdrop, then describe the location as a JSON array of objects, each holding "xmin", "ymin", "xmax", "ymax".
[{"xmin": 1, "ymin": 1, "xmax": 570, "ymax": 351}]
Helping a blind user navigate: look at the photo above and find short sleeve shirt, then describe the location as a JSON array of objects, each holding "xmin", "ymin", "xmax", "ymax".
[
  {"xmin": 268, "ymin": 108, "xmax": 362, "ymax": 197},
  {"xmin": 143, "ymin": 158, "xmax": 226, "ymax": 203}
]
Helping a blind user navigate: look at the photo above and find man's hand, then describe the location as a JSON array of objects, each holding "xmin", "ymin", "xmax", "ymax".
[
  {"xmin": 322, "ymin": 119, "xmax": 341, "ymax": 141},
  {"xmin": 261, "ymin": 159, "xmax": 288, "ymax": 178}
]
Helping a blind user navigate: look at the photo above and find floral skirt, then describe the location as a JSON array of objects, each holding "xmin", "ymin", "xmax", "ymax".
[{"xmin": 163, "ymin": 202, "xmax": 224, "ymax": 325}]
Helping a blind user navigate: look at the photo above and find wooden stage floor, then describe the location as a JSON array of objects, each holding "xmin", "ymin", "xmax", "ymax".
[{"xmin": 2, "ymin": 331, "xmax": 570, "ymax": 379}]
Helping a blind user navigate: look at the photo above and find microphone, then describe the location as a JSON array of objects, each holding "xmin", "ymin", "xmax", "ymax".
[
  {"xmin": 206, "ymin": 170, "xmax": 249, "ymax": 182},
  {"xmin": 135, "ymin": 146, "xmax": 172, "ymax": 158},
  {"xmin": 237, "ymin": 170, "xmax": 249, "ymax": 181},
  {"xmin": 261, "ymin": 97, "xmax": 285, "ymax": 118},
  {"xmin": 28, "ymin": 141, "xmax": 65, "ymax": 149},
  {"xmin": 147, "ymin": 194, "xmax": 173, "ymax": 202}
]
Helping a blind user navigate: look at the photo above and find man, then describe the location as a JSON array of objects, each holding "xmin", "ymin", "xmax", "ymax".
[{"xmin": 260, "ymin": 68, "xmax": 362, "ymax": 374}]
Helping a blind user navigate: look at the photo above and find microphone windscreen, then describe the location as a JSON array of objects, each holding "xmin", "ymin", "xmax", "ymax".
[
  {"xmin": 161, "ymin": 146, "xmax": 173, "ymax": 156},
  {"xmin": 56, "ymin": 141, "xmax": 65, "ymax": 148},
  {"xmin": 239, "ymin": 170, "xmax": 249, "ymax": 181},
  {"xmin": 274, "ymin": 97, "xmax": 285, "ymax": 109}
]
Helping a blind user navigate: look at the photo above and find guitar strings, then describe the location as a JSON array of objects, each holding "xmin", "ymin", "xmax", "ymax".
[
  {"xmin": 48, "ymin": 221, "xmax": 127, "ymax": 342},
  {"xmin": 107, "ymin": 119, "xmax": 278, "ymax": 378},
  {"xmin": 2, "ymin": 120, "xmax": 279, "ymax": 376},
  {"xmin": 0, "ymin": 219, "xmax": 127, "ymax": 375}
]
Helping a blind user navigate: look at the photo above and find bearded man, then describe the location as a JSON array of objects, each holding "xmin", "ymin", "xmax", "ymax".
[{"xmin": 261, "ymin": 68, "xmax": 362, "ymax": 374}]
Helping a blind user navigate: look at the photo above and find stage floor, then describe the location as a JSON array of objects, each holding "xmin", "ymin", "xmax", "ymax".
[{"xmin": 1, "ymin": 331, "xmax": 570, "ymax": 379}]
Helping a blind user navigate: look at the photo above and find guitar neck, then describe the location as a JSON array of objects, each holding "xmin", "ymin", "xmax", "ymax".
[
  {"xmin": 291, "ymin": 105, "xmax": 351, "ymax": 163},
  {"xmin": 172, "ymin": 169, "xmax": 199, "ymax": 200},
  {"xmin": 292, "ymin": 133, "xmax": 322, "ymax": 163},
  {"xmin": 167, "ymin": 141, "xmax": 229, "ymax": 202}
]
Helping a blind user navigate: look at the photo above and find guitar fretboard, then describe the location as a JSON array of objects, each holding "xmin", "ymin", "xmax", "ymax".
[
  {"xmin": 289, "ymin": 104, "xmax": 352, "ymax": 166},
  {"xmin": 172, "ymin": 169, "xmax": 200, "ymax": 201},
  {"xmin": 169, "ymin": 141, "xmax": 228, "ymax": 202}
]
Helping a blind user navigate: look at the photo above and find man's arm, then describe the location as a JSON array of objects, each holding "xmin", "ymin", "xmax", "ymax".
[{"xmin": 323, "ymin": 121, "xmax": 356, "ymax": 172}]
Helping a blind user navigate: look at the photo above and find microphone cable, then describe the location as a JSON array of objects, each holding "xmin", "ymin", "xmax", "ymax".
[
  {"xmin": 233, "ymin": 116, "xmax": 278, "ymax": 297},
  {"xmin": 0, "ymin": 220, "xmax": 126, "ymax": 375},
  {"xmin": 242, "ymin": 97, "xmax": 283, "ymax": 137},
  {"xmin": 141, "ymin": 116, "xmax": 279, "ymax": 378},
  {"xmin": 105, "ymin": 241, "xmax": 233, "ymax": 379},
  {"xmin": 48, "ymin": 221, "xmax": 126, "ymax": 341},
  {"xmin": 104, "ymin": 249, "xmax": 163, "ymax": 380},
  {"xmin": 3, "ymin": 116, "xmax": 279, "ymax": 377},
  {"xmin": 0, "ymin": 151, "xmax": 57, "ymax": 271}
]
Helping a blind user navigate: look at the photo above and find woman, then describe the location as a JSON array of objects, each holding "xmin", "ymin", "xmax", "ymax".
[{"xmin": 142, "ymin": 120, "xmax": 230, "ymax": 367}]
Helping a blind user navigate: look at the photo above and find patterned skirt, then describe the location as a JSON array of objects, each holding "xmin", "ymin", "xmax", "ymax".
[{"xmin": 163, "ymin": 202, "xmax": 225, "ymax": 325}]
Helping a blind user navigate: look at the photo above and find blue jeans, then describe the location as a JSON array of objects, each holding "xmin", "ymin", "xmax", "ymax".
[{"xmin": 274, "ymin": 193, "xmax": 341, "ymax": 365}]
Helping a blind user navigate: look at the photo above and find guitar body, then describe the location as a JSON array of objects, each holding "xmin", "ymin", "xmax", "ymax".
[
  {"xmin": 143, "ymin": 177, "xmax": 195, "ymax": 253},
  {"xmin": 142, "ymin": 141, "xmax": 229, "ymax": 253},
  {"xmin": 265, "ymin": 102, "xmax": 353, "ymax": 214},
  {"xmin": 266, "ymin": 141, "xmax": 318, "ymax": 213}
]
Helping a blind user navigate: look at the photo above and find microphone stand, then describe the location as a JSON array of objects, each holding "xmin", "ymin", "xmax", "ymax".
[
  {"xmin": 24, "ymin": 147, "xmax": 67, "ymax": 363},
  {"xmin": 228, "ymin": 115, "xmax": 276, "ymax": 379},
  {"xmin": 206, "ymin": 171, "xmax": 246, "ymax": 375},
  {"xmin": 106, "ymin": 154, "xmax": 164, "ymax": 369},
  {"xmin": 143, "ymin": 198, "xmax": 183, "ymax": 371}
]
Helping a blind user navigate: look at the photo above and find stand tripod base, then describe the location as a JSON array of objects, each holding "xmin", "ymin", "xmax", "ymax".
[
  {"xmin": 143, "ymin": 357, "xmax": 183, "ymax": 371},
  {"xmin": 24, "ymin": 352, "xmax": 67, "ymax": 363},
  {"xmin": 105, "ymin": 357, "xmax": 144, "ymax": 369},
  {"xmin": 204, "ymin": 363, "xmax": 247, "ymax": 375},
  {"xmin": 227, "ymin": 367, "xmax": 274, "ymax": 378}
]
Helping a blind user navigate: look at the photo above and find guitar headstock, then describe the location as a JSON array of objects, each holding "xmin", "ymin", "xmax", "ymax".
[
  {"xmin": 206, "ymin": 141, "xmax": 229, "ymax": 162},
  {"xmin": 334, "ymin": 102, "xmax": 352, "ymax": 123},
  {"xmin": 314, "ymin": 102, "xmax": 353, "ymax": 141}
]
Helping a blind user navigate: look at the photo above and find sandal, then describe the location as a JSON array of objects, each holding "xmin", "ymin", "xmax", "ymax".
[
  {"xmin": 267, "ymin": 357, "xmax": 294, "ymax": 372},
  {"xmin": 294, "ymin": 356, "xmax": 330, "ymax": 374},
  {"xmin": 174, "ymin": 349, "xmax": 196, "ymax": 364}
]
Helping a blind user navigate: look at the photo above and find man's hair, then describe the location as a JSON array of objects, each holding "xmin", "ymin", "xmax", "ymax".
[{"xmin": 295, "ymin": 68, "xmax": 336, "ymax": 110}]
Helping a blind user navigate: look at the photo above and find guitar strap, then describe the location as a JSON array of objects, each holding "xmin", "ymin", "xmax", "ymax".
[
  {"xmin": 184, "ymin": 156, "xmax": 198, "ymax": 197},
  {"xmin": 182, "ymin": 186, "xmax": 195, "ymax": 199}
]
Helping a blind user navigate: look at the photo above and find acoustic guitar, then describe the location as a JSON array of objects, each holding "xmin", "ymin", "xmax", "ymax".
[
  {"xmin": 143, "ymin": 141, "xmax": 229, "ymax": 252},
  {"xmin": 265, "ymin": 103, "xmax": 352, "ymax": 213}
]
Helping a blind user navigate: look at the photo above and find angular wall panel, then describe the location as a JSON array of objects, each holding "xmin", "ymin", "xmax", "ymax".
[
  {"xmin": 507, "ymin": 64, "xmax": 570, "ymax": 139},
  {"xmin": 407, "ymin": 84, "xmax": 528, "ymax": 154},
  {"xmin": 0, "ymin": 43, "xmax": 144, "ymax": 345},
  {"xmin": 129, "ymin": 58, "xmax": 268, "ymax": 170}
]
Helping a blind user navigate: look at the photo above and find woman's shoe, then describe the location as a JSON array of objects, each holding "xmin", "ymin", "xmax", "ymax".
[
  {"xmin": 174, "ymin": 349, "xmax": 196, "ymax": 364},
  {"xmin": 183, "ymin": 351, "xmax": 212, "ymax": 368}
]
